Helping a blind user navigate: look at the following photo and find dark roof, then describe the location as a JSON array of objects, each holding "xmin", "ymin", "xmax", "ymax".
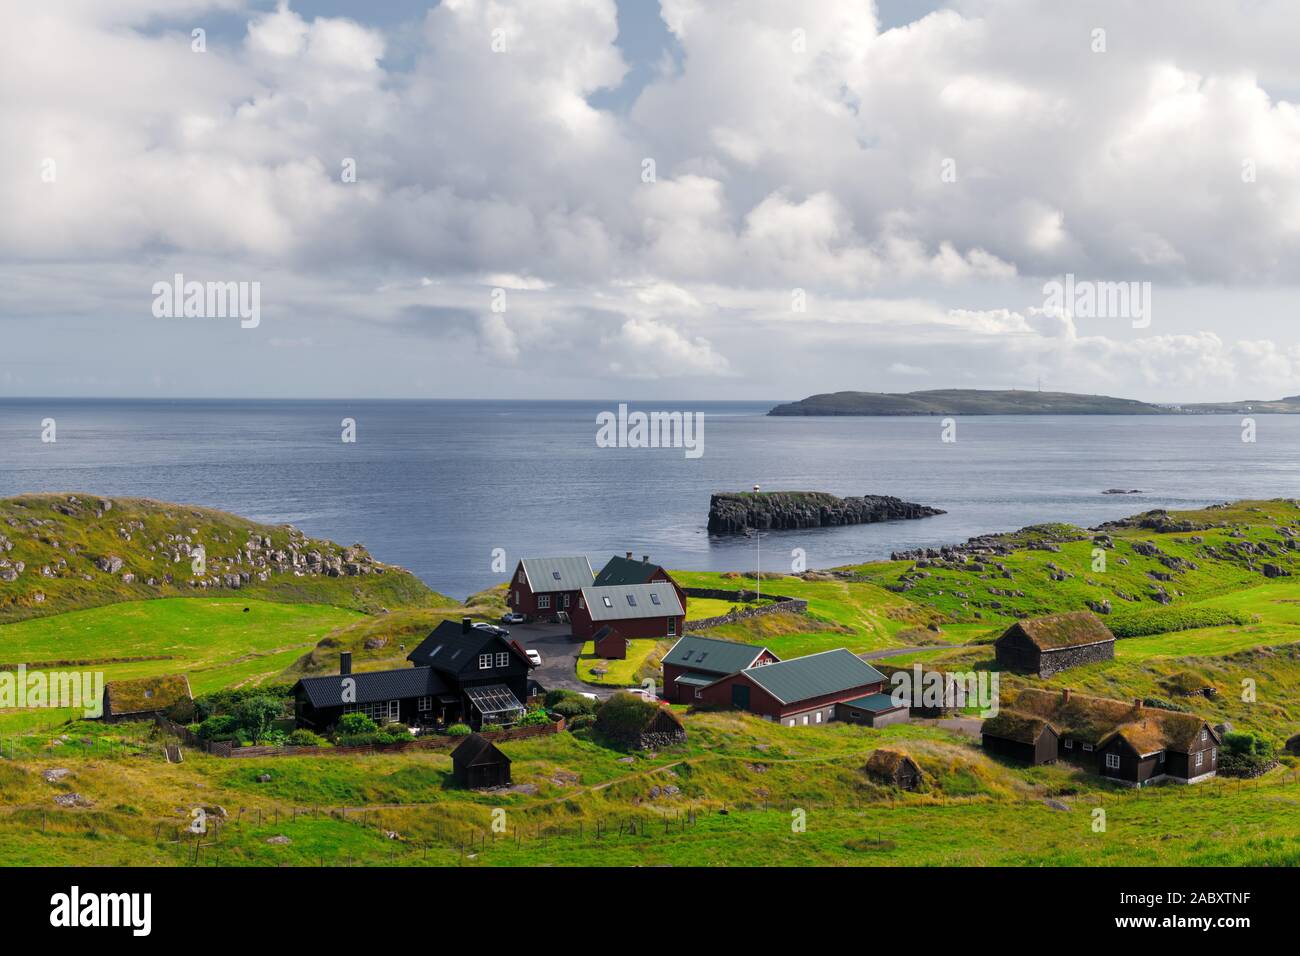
[
  {"xmin": 865, "ymin": 749, "xmax": 920, "ymax": 779},
  {"xmin": 1010, "ymin": 688, "xmax": 1217, "ymax": 755},
  {"xmin": 999, "ymin": 611, "xmax": 1114, "ymax": 651},
  {"xmin": 593, "ymin": 555, "xmax": 670, "ymax": 587},
  {"xmin": 294, "ymin": 666, "xmax": 447, "ymax": 709},
  {"xmin": 841, "ymin": 692, "xmax": 904, "ymax": 713},
  {"xmin": 452, "ymin": 733, "xmax": 511, "ymax": 767},
  {"xmin": 104, "ymin": 674, "xmax": 193, "ymax": 716},
  {"xmin": 407, "ymin": 620, "xmax": 529, "ymax": 673},
  {"xmin": 662, "ymin": 634, "xmax": 771, "ymax": 675},
  {"xmin": 740, "ymin": 649, "xmax": 886, "ymax": 705},
  {"xmin": 519, "ymin": 556, "xmax": 594, "ymax": 592}
]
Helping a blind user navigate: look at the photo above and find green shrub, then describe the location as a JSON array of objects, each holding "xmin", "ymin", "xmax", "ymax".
[
  {"xmin": 516, "ymin": 707, "xmax": 551, "ymax": 727},
  {"xmin": 1220, "ymin": 731, "xmax": 1277, "ymax": 778},
  {"xmin": 552, "ymin": 697, "xmax": 596, "ymax": 719},
  {"xmin": 445, "ymin": 723, "xmax": 472, "ymax": 737},
  {"xmin": 287, "ymin": 729, "xmax": 328, "ymax": 747},
  {"xmin": 566, "ymin": 713, "xmax": 596, "ymax": 732},
  {"xmin": 233, "ymin": 695, "xmax": 283, "ymax": 744},
  {"xmin": 1109, "ymin": 607, "xmax": 1255, "ymax": 638},
  {"xmin": 164, "ymin": 699, "xmax": 197, "ymax": 723},
  {"xmin": 336, "ymin": 712, "xmax": 378, "ymax": 736},
  {"xmin": 481, "ymin": 723, "xmax": 504, "ymax": 734},
  {"xmin": 196, "ymin": 714, "xmax": 239, "ymax": 740}
]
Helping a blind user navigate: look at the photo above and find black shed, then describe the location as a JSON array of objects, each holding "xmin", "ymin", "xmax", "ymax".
[{"xmin": 451, "ymin": 733, "xmax": 512, "ymax": 789}]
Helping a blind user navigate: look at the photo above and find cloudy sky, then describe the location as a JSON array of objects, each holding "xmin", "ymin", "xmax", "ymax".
[{"xmin": 3, "ymin": 0, "xmax": 1300, "ymax": 401}]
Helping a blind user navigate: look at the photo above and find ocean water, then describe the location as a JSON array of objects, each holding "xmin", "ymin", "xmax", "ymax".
[{"xmin": 0, "ymin": 398, "xmax": 1296, "ymax": 599}]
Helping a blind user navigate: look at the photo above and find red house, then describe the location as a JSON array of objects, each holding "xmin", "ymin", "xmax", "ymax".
[
  {"xmin": 593, "ymin": 553, "xmax": 687, "ymax": 614},
  {"xmin": 660, "ymin": 634, "xmax": 779, "ymax": 704},
  {"xmin": 570, "ymin": 582, "xmax": 685, "ymax": 641},
  {"xmin": 506, "ymin": 556, "xmax": 594, "ymax": 621},
  {"xmin": 698, "ymin": 649, "xmax": 892, "ymax": 726},
  {"xmin": 592, "ymin": 625, "xmax": 629, "ymax": 660}
]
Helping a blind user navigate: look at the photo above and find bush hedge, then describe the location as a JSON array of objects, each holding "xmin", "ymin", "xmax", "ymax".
[{"xmin": 1109, "ymin": 607, "xmax": 1256, "ymax": 638}]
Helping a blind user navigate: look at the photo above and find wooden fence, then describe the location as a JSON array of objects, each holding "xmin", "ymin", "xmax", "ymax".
[{"xmin": 155, "ymin": 714, "xmax": 564, "ymax": 759}]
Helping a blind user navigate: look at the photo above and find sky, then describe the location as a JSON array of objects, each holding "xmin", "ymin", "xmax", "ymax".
[{"xmin": 3, "ymin": 0, "xmax": 1300, "ymax": 402}]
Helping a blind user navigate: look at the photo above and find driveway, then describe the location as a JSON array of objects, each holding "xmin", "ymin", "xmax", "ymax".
[{"xmin": 507, "ymin": 621, "xmax": 613, "ymax": 698}]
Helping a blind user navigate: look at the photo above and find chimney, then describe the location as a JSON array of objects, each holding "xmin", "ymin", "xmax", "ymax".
[
  {"xmin": 462, "ymin": 617, "xmax": 472, "ymax": 634},
  {"xmin": 626, "ymin": 551, "xmax": 633, "ymax": 560},
  {"xmin": 340, "ymin": 651, "xmax": 352, "ymax": 676},
  {"xmin": 1061, "ymin": 688, "xmax": 1071, "ymax": 704},
  {"xmin": 642, "ymin": 554, "xmax": 649, "ymax": 563}
]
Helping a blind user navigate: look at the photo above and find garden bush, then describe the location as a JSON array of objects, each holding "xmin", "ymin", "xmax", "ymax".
[
  {"xmin": 336, "ymin": 712, "xmax": 378, "ymax": 736},
  {"xmin": 1219, "ymin": 731, "xmax": 1278, "ymax": 778},
  {"xmin": 287, "ymin": 729, "xmax": 328, "ymax": 747},
  {"xmin": 445, "ymin": 723, "xmax": 472, "ymax": 736}
]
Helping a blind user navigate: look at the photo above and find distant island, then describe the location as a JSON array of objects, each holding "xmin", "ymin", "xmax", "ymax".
[
  {"xmin": 768, "ymin": 388, "xmax": 1300, "ymax": 417},
  {"xmin": 707, "ymin": 491, "xmax": 944, "ymax": 534}
]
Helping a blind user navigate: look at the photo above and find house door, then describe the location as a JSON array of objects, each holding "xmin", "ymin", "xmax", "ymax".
[{"xmin": 731, "ymin": 684, "xmax": 750, "ymax": 710}]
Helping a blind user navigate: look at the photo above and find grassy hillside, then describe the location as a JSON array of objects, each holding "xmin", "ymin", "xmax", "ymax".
[{"xmin": 0, "ymin": 493, "xmax": 450, "ymax": 623}]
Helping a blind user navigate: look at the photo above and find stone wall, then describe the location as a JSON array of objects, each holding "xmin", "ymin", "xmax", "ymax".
[
  {"xmin": 682, "ymin": 586, "xmax": 807, "ymax": 630},
  {"xmin": 1038, "ymin": 640, "xmax": 1115, "ymax": 677}
]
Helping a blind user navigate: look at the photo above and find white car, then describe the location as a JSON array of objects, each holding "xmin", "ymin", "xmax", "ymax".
[
  {"xmin": 501, "ymin": 612, "xmax": 526, "ymax": 625},
  {"xmin": 525, "ymin": 649, "xmax": 542, "ymax": 666}
]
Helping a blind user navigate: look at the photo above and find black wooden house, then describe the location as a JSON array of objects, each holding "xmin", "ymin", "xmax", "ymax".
[
  {"xmin": 407, "ymin": 618, "xmax": 533, "ymax": 729},
  {"xmin": 293, "ymin": 652, "xmax": 456, "ymax": 730}
]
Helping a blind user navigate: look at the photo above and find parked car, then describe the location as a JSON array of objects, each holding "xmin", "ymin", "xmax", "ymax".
[
  {"xmin": 525, "ymin": 649, "xmax": 542, "ymax": 666},
  {"xmin": 472, "ymin": 622, "xmax": 509, "ymax": 637},
  {"xmin": 501, "ymin": 612, "xmax": 526, "ymax": 625}
]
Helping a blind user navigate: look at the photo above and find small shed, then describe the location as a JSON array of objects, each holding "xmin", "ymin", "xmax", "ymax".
[
  {"xmin": 981, "ymin": 712, "xmax": 1059, "ymax": 765},
  {"xmin": 451, "ymin": 733, "xmax": 512, "ymax": 789},
  {"xmin": 864, "ymin": 749, "xmax": 922, "ymax": 790},
  {"xmin": 101, "ymin": 674, "xmax": 193, "ymax": 722},
  {"xmin": 994, "ymin": 611, "xmax": 1115, "ymax": 677},
  {"xmin": 593, "ymin": 625, "xmax": 629, "ymax": 660}
]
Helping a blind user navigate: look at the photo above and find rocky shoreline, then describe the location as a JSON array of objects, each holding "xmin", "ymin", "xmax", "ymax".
[{"xmin": 707, "ymin": 491, "xmax": 945, "ymax": 534}]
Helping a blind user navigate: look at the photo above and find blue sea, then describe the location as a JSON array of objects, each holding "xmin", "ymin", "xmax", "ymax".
[{"xmin": 0, "ymin": 399, "xmax": 1296, "ymax": 599}]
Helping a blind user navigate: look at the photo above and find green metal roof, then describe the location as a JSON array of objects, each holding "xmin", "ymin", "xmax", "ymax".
[
  {"xmin": 840, "ymin": 693, "xmax": 903, "ymax": 713},
  {"xmin": 742, "ymin": 649, "xmax": 886, "ymax": 705},
  {"xmin": 672, "ymin": 672, "xmax": 717, "ymax": 687},
  {"xmin": 661, "ymin": 634, "xmax": 769, "ymax": 675}
]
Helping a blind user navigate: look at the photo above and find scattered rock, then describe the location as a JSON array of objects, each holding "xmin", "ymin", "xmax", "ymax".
[
  {"xmin": 266, "ymin": 835, "xmax": 292, "ymax": 845},
  {"xmin": 53, "ymin": 793, "xmax": 91, "ymax": 808},
  {"xmin": 41, "ymin": 768, "xmax": 71, "ymax": 783}
]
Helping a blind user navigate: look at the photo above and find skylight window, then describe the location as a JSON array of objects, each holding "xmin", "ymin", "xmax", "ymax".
[
  {"xmin": 626, "ymin": 594, "xmax": 637, "ymax": 606},
  {"xmin": 650, "ymin": 593, "xmax": 661, "ymax": 605},
  {"xmin": 552, "ymin": 570, "xmax": 562, "ymax": 580},
  {"xmin": 602, "ymin": 596, "xmax": 613, "ymax": 607}
]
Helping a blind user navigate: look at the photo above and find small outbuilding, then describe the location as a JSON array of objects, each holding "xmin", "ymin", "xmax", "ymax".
[
  {"xmin": 592, "ymin": 625, "xmax": 629, "ymax": 660},
  {"xmin": 101, "ymin": 674, "xmax": 193, "ymax": 722},
  {"xmin": 994, "ymin": 610, "xmax": 1115, "ymax": 677},
  {"xmin": 451, "ymin": 733, "xmax": 512, "ymax": 789},
  {"xmin": 836, "ymin": 692, "xmax": 910, "ymax": 727},
  {"xmin": 981, "ymin": 712, "xmax": 1060, "ymax": 765},
  {"xmin": 864, "ymin": 749, "xmax": 922, "ymax": 790}
]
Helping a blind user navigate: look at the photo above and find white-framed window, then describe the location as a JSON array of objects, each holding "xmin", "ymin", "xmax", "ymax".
[
  {"xmin": 1064, "ymin": 739, "xmax": 1073, "ymax": 750},
  {"xmin": 417, "ymin": 696, "xmax": 432, "ymax": 712},
  {"xmin": 578, "ymin": 596, "xmax": 585, "ymax": 609},
  {"xmin": 1195, "ymin": 751, "xmax": 1204, "ymax": 768},
  {"xmin": 667, "ymin": 618, "xmax": 676, "ymax": 636},
  {"xmin": 815, "ymin": 712, "xmax": 822, "ymax": 724},
  {"xmin": 538, "ymin": 594, "xmax": 551, "ymax": 609},
  {"xmin": 694, "ymin": 688, "xmax": 703, "ymax": 700},
  {"xmin": 495, "ymin": 651, "xmax": 509, "ymax": 668},
  {"xmin": 1082, "ymin": 743, "xmax": 1094, "ymax": 752},
  {"xmin": 602, "ymin": 595, "xmax": 613, "ymax": 608},
  {"xmin": 801, "ymin": 714, "xmax": 808, "ymax": 725},
  {"xmin": 1105, "ymin": 753, "xmax": 1120, "ymax": 769},
  {"xmin": 562, "ymin": 594, "xmax": 570, "ymax": 608},
  {"xmin": 786, "ymin": 719, "xmax": 795, "ymax": 727},
  {"xmin": 1212, "ymin": 747, "xmax": 1217, "ymax": 760},
  {"xmin": 345, "ymin": 700, "xmax": 399, "ymax": 723},
  {"xmin": 518, "ymin": 569, "xmax": 525, "ymax": 582},
  {"xmin": 478, "ymin": 653, "xmax": 492, "ymax": 669},
  {"xmin": 1201, "ymin": 729, "xmax": 1208, "ymax": 741}
]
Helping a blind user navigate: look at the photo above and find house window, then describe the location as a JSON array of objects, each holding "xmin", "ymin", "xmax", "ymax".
[
  {"xmin": 511, "ymin": 590, "xmax": 517, "ymax": 606},
  {"xmin": 518, "ymin": 569, "xmax": 525, "ymax": 582},
  {"xmin": 538, "ymin": 594, "xmax": 551, "ymax": 609},
  {"xmin": 417, "ymin": 696, "xmax": 432, "ymax": 712},
  {"xmin": 602, "ymin": 596, "xmax": 613, "ymax": 608},
  {"xmin": 1212, "ymin": 747, "xmax": 1217, "ymax": 760},
  {"xmin": 345, "ymin": 700, "xmax": 399, "ymax": 723},
  {"xmin": 1157, "ymin": 751, "xmax": 1165, "ymax": 764},
  {"xmin": 578, "ymin": 597, "xmax": 585, "ymax": 609},
  {"xmin": 695, "ymin": 688, "xmax": 703, "ymax": 700},
  {"xmin": 786, "ymin": 719, "xmax": 795, "ymax": 727},
  {"xmin": 1082, "ymin": 743, "xmax": 1093, "ymax": 752},
  {"xmin": 1064, "ymin": 739, "xmax": 1073, "ymax": 750},
  {"xmin": 667, "ymin": 618, "xmax": 676, "ymax": 636},
  {"xmin": 495, "ymin": 652, "xmax": 509, "ymax": 668},
  {"xmin": 552, "ymin": 571, "xmax": 562, "ymax": 581},
  {"xmin": 650, "ymin": 593, "xmax": 661, "ymax": 605},
  {"xmin": 562, "ymin": 594, "xmax": 570, "ymax": 608},
  {"xmin": 626, "ymin": 594, "xmax": 637, "ymax": 607},
  {"xmin": 1105, "ymin": 754, "xmax": 1120, "ymax": 770},
  {"xmin": 815, "ymin": 712, "xmax": 822, "ymax": 724},
  {"xmin": 801, "ymin": 715, "xmax": 808, "ymax": 725},
  {"xmin": 478, "ymin": 654, "xmax": 493, "ymax": 669},
  {"xmin": 1201, "ymin": 729, "xmax": 1208, "ymax": 742},
  {"xmin": 1195, "ymin": 752, "xmax": 1204, "ymax": 768}
]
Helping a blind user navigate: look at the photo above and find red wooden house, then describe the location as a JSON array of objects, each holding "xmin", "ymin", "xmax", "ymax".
[
  {"xmin": 506, "ymin": 556, "xmax": 594, "ymax": 621},
  {"xmin": 593, "ymin": 553, "xmax": 687, "ymax": 612},
  {"xmin": 698, "ymin": 649, "xmax": 892, "ymax": 726},
  {"xmin": 660, "ymin": 634, "xmax": 778, "ymax": 704},
  {"xmin": 570, "ymin": 582, "xmax": 685, "ymax": 641}
]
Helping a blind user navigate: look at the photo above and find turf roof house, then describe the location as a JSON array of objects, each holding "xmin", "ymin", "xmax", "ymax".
[
  {"xmin": 699, "ymin": 648, "xmax": 908, "ymax": 728},
  {"xmin": 101, "ymin": 674, "xmax": 193, "ymax": 722},
  {"xmin": 570, "ymin": 581, "xmax": 686, "ymax": 642},
  {"xmin": 984, "ymin": 688, "xmax": 1221, "ymax": 785},
  {"xmin": 994, "ymin": 610, "xmax": 1115, "ymax": 677},
  {"xmin": 661, "ymin": 634, "xmax": 779, "ymax": 704},
  {"xmin": 506, "ymin": 556, "xmax": 594, "ymax": 621}
]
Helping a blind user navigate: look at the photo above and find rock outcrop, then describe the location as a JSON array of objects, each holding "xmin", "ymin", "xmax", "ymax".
[{"xmin": 707, "ymin": 492, "xmax": 944, "ymax": 534}]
